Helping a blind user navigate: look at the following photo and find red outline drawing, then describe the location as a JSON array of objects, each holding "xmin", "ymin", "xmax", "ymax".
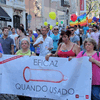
[
  {"xmin": 23, "ymin": 66, "xmax": 68, "ymax": 83},
  {"xmin": 0, "ymin": 55, "xmax": 23, "ymax": 64}
]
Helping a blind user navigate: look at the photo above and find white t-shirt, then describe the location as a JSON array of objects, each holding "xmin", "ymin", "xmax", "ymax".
[
  {"xmin": 90, "ymin": 32, "xmax": 100, "ymax": 45},
  {"xmin": 87, "ymin": 33, "xmax": 91, "ymax": 38},
  {"xmin": 33, "ymin": 36, "xmax": 53, "ymax": 56},
  {"xmin": 9, "ymin": 34, "xmax": 18, "ymax": 46},
  {"xmin": 75, "ymin": 29, "xmax": 79, "ymax": 35}
]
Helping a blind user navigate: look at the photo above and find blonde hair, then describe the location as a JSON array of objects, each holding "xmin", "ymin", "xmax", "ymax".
[{"xmin": 83, "ymin": 38, "xmax": 97, "ymax": 50}]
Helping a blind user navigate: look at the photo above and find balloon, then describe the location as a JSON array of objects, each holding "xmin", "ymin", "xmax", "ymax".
[
  {"xmin": 56, "ymin": 22, "xmax": 59, "ymax": 25},
  {"xmin": 50, "ymin": 25, "xmax": 53, "ymax": 30},
  {"xmin": 61, "ymin": 21, "xmax": 63, "ymax": 24},
  {"xmin": 99, "ymin": 19, "xmax": 100, "ymax": 22},
  {"xmin": 44, "ymin": 22, "xmax": 48, "ymax": 26},
  {"xmin": 49, "ymin": 12, "xmax": 56, "ymax": 20},
  {"xmin": 71, "ymin": 14, "xmax": 77, "ymax": 22},
  {"xmin": 93, "ymin": 17, "xmax": 97, "ymax": 21},
  {"xmin": 88, "ymin": 19, "xmax": 92, "ymax": 23},
  {"xmin": 91, "ymin": 23, "xmax": 94, "ymax": 25}
]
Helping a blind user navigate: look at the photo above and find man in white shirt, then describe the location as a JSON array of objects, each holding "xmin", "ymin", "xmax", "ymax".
[
  {"xmin": 91, "ymin": 25, "xmax": 100, "ymax": 46},
  {"xmin": 9, "ymin": 28, "xmax": 18, "ymax": 53},
  {"xmin": 33, "ymin": 26, "xmax": 53, "ymax": 56}
]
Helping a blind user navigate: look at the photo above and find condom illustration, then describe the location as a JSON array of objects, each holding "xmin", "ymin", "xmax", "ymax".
[{"xmin": 23, "ymin": 66, "xmax": 68, "ymax": 83}]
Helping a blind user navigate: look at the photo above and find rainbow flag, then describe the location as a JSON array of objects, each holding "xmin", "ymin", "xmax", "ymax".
[{"xmin": 70, "ymin": 13, "xmax": 87, "ymax": 26}]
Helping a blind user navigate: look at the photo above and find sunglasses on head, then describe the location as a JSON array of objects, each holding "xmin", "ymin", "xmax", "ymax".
[{"xmin": 54, "ymin": 29, "xmax": 58, "ymax": 30}]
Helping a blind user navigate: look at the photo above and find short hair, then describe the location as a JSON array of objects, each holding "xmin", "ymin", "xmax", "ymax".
[
  {"xmin": 2, "ymin": 27, "xmax": 8, "ymax": 31},
  {"xmin": 74, "ymin": 25, "xmax": 77, "ymax": 28},
  {"xmin": 83, "ymin": 38, "xmax": 97, "ymax": 50},
  {"xmin": 54, "ymin": 26, "xmax": 59, "ymax": 29},
  {"xmin": 93, "ymin": 25, "xmax": 98, "ymax": 29},
  {"xmin": 42, "ymin": 26, "xmax": 48, "ymax": 31},
  {"xmin": 8, "ymin": 25, "xmax": 11, "ymax": 28},
  {"xmin": 11, "ymin": 27, "xmax": 15, "ymax": 31},
  {"xmin": 20, "ymin": 38, "xmax": 30, "ymax": 48}
]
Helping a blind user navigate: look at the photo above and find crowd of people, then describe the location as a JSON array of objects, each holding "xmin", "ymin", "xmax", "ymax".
[{"xmin": 0, "ymin": 23, "xmax": 100, "ymax": 100}]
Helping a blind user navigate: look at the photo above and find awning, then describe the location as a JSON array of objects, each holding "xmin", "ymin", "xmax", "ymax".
[{"xmin": 0, "ymin": 6, "xmax": 12, "ymax": 22}]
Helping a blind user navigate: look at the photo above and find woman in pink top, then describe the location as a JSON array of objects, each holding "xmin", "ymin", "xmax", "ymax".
[{"xmin": 76, "ymin": 38, "xmax": 100, "ymax": 100}]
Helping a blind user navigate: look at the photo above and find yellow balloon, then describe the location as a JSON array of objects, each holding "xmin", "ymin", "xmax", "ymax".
[
  {"xmin": 49, "ymin": 12, "xmax": 56, "ymax": 20},
  {"xmin": 44, "ymin": 22, "xmax": 48, "ymax": 26},
  {"xmin": 56, "ymin": 22, "xmax": 59, "ymax": 25},
  {"xmin": 91, "ymin": 23, "xmax": 94, "ymax": 25},
  {"xmin": 50, "ymin": 25, "xmax": 53, "ymax": 30}
]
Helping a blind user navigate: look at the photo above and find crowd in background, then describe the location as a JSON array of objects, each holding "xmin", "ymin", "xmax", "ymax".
[
  {"xmin": 0, "ymin": 23, "xmax": 100, "ymax": 100},
  {"xmin": 0, "ymin": 23, "xmax": 100, "ymax": 56}
]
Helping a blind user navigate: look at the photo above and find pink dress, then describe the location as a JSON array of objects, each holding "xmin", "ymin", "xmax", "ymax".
[{"xmin": 76, "ymin": 51, "xmax": 100, "ymax": 85}]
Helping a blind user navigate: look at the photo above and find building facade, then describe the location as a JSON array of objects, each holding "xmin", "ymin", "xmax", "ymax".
[
  {"xmin": 0, "ymin": 0, "xmax": 26, "ymax": 29},
  {"xmin": 25, "ymin": 0, "xmax": 80, "ymax": 30}
]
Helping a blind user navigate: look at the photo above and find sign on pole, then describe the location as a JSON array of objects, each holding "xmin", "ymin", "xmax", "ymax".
[{"xmin": 80, "ymin": 0, "xmax": 86, "ymax": 13}]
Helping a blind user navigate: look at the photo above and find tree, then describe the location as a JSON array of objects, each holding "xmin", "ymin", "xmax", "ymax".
[{"xmin": 86, "ymin": 0, "xmax": 99, "ymax": 16}]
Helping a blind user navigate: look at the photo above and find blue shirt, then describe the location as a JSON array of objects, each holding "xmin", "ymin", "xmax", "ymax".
[
  {"xmin": 0, "ymin": 50, "xmax": 2, "ymax": 53},
  {"xmin": 0, "ymin": 43, "xmax": 3, "ymax": 53},
  {"xmin": 83, "ymin": 26, "xmax": 89, "ymax": 35},
  {"xmin": 50, "ymin": 34, "xmax": 60, "ymax": 51}
]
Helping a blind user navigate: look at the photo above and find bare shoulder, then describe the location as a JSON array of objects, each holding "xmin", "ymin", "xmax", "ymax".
[
  {"xmin": 58, "ymin": 42, "xmax": 64, "ymax": 48},
  {"xmin": 74, "ymin": 43, "xmax": 80, "ymax": 50}
]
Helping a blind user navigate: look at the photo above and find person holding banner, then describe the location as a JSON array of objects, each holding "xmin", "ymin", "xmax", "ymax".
[
  {"xmin": 76, "ymin": 38, "xmax": 100, "ymax": 100},
  {"xmin": 16, "ymin": 38, "xmax": 36, "ymax": 56},
  {"xmin": 16, "ymin": 38, "xmax": 36, "ymax": 100},
  {"xmin": 45, "ymin": 30, "xmax": 80, "ymax": 61}
]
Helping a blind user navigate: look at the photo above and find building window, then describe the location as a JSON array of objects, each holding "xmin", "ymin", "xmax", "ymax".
[
  {"xmin": 13, "ymin": 15, "xmax": 20, "ymax": 29},
  {"xmin": 0, "ymin": 0, "xmax": 6, "ymax": 4}
]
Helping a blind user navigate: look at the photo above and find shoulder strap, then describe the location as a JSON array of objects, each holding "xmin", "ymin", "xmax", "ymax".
[
  {"xmin": 31, "ymin": 51, "xmax": 32, "ymax": 55},
  {"xmin": 71, "ymin": 43, "xmax": 75, "ymax": 50},
  {"xmin": 97, "ymin": 51, "xmax": 99, "ymax": 57},
  {"xmin": 82, "ymin": 51, "xmax": 86, "ymax": 56}
]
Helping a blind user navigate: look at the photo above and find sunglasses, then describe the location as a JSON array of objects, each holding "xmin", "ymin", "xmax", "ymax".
[
  {"xmin": 71, "ymin": 30, "xmax": 74, "ymax": 31},
  {"xmin": 54, "ymin": 29, "xmax": 58, "ymax": 30}
]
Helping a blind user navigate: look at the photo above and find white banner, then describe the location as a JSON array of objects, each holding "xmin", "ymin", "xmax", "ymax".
[{"xmin": 0, "ymin": 55, "xmax": 92, "ymax": 100}]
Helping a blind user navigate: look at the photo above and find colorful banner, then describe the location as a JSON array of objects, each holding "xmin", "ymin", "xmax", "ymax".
[
  {"xmin": 70, "ymin": 13, "xmax": 87, "ymax": 26},
  {"xmin": 0, "ymin": 55, "xmax": 92, "ymax": 100}
]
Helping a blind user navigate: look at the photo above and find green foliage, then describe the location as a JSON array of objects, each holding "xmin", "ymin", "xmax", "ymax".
[{"xmin": 86, "ymin": 0, "xmax": 99, "ymax": 16}]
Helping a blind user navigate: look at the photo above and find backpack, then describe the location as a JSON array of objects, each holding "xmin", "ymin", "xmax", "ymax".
[{"xmin": 82, "ymin": 51, "xmax": 99, "ymax": 57}]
